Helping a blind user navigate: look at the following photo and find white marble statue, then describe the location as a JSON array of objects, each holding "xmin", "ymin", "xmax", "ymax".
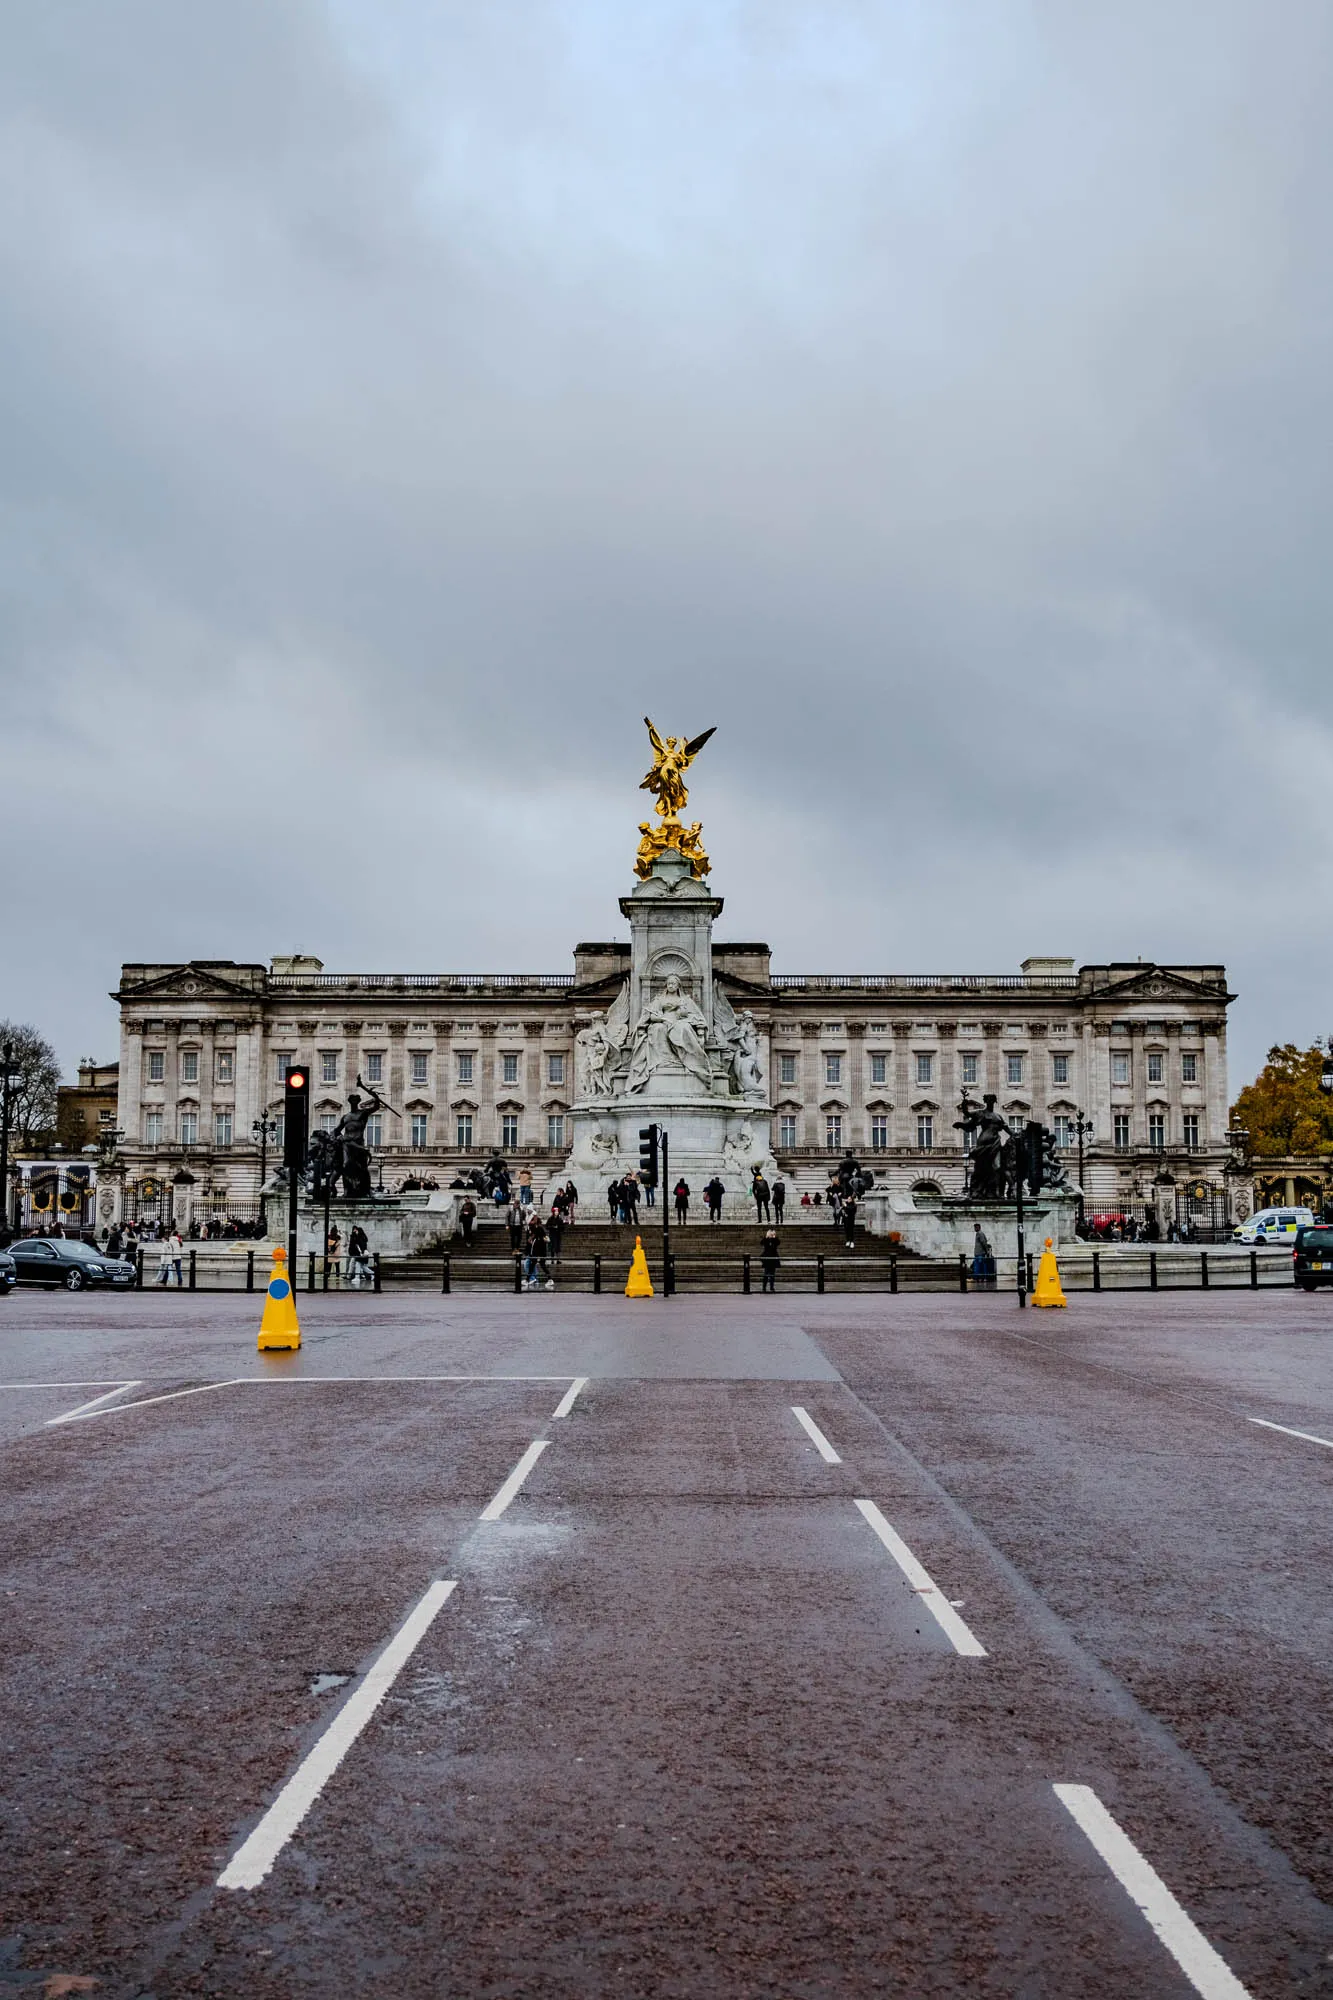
[{"xmin": 626, "ymin": 975, "xmax": 715, "ymax": 1093}]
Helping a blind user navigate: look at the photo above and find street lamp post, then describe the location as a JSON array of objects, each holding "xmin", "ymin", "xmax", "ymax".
[
  {"xmin": 251, "ymin": 1114, "xmax": 277, "ymax": 1195},
  {"xmin": 0, "ymin": 1040, "xmax": 17, "ymax": 1241},
  {"xmin": 1070, "ymin": 1109, "xmax": 1095, "ymax": 1223}
]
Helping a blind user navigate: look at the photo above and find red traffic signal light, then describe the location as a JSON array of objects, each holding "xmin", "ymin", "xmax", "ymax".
[{"xmin": 283, "ymin": 1067, "xmax": 310, "ymax": 1168}]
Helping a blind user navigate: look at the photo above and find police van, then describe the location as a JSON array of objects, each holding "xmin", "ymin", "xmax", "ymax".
[{"xmin": 1233, "ymin": 1206, "xmax": 1315, "ymax": 1244}]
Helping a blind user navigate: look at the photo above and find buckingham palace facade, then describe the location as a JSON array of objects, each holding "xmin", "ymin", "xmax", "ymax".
[{"xmin": 109, "ymin": 943, "xmax": 1236, "ymax": 1226}]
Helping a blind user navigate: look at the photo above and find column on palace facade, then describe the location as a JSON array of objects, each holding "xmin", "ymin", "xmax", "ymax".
[
  {"xmin": 1027, "ymin": 1022, "xmax": 1047, "ymax": 1124},
  {"xmin": 1202, "ymin": 1017, "xmax": 1228, "ymax": 1147},
  {"xmin": 982, "ymin": 1022, "xmax": 1001, "ymax": 1099},
  {"xmin": 846, "ymin": 1021, "xmax": 865, "ymax": 1147},
  {"xmin": 891, "ymin": 1023, "xmax": 911, "ymax": 1147},
  {"xmin": 119, "ymin": 1022, "xmax": 143, "ymax": 1143},
  {"xmin": 936, "ymin": 1024, "xmax": 957, "ymax": 1145},
  {"xmin": 388, "ymin": 1024, "xmax": 407, "ymax": 1130},
  {"xmin": 525, "ymin": 1021, "xmax": 545, "ymax": 1148},
  {"xmin": 198, "ymin": 1019, "xmax": 215, "ymax": 1152},
  {"xmin": 478, "ymin": 1023, "xmax": 497, "ymax": 1151},
  {"xmin": 799, "ymin": 1022, "xmax": 820, "ymax": 1148},
  {"xmin": 1127, "ymin": 1022, "xmax": 1147, "ymax": 1149}
]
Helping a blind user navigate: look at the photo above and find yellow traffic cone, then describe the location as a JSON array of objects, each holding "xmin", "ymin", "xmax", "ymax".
[
  {"xmin": 625, "ymin": 1234, "xmax": 654, "ymax": 1298},
  {"xmin": 258, "ymin": 1246, "xmax": 302, "ymax": 1350},
  {"xmin": 1032, "ymin": 1236, "xmax": 1066, "ymax": 1308}
]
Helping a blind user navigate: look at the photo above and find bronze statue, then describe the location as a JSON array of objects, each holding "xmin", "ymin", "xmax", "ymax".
[{"xmin": 330, "ymin": 1075, "xmax": 390, "ymax": 1199}]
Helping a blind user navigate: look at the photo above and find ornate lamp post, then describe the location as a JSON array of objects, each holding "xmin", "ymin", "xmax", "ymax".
[
  {"xmin": 0, "ymin": 1040, "xmax": 18, "ymax": 1240},
  {"xmin": 1069, "ymin": 1109, "xmax": 1094, "ymax": 1222},
  {"xmin": 251, "ymin": 1113, "xmax": 278, "ymax": 1196}
]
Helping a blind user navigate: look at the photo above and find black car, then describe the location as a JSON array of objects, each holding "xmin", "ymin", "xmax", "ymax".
[
  {"xmin": 1293, "ymin": 1223, "xmax": 1333, "ymax": 1291},
  {"xmin": 0, "ymin": 1247, "xmax": 15, "ymax": 1294},
  {"xmin": 8, "ymin": 1237, "xmax": 136, "ymax": 1292}
]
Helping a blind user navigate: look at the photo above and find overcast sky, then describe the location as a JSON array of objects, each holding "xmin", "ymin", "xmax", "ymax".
[{"xmin": 4, "ymin": 0, "xmax": 1330, "ymax": 1091}]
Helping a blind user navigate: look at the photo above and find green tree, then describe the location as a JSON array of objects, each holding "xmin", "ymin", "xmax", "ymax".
[
  {"xmin": 1232, "ymin": 1043, "xmax": 1333, "ymax": 1158},
  {"xmin": 0, "ymin": 1020, "xmax": 62, "ymax": 1148}
]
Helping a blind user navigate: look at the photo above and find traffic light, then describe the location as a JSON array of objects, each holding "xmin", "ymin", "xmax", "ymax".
[
  {"xmin": 638, "ymin": 1124, "xmax": 659, "ymax": 1186},
  {"xmin": 283, "ymin": 1066, "xmax": 310, "ymax": 1170}
]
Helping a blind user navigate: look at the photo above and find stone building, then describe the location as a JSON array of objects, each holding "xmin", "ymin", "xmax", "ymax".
[{"xmin": 109, "ymin": 933, "xmax": 1237, "ymax": 1230}]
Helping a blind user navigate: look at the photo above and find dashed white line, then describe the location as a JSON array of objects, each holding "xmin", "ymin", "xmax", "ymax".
[
  {"xmin": 1053, "ymin": 1784, "xmax": 1253, "ymax": 2000},
  {"xmin": 1247, "ymin": 1416, "xmax": 1333, "ymax": 1451},
  {"xmin": 480, "ymin": 1439, "xmax": 550, "ymax": 1520},
  {"xmin": 854, "ymin": 1498, "xmax": 987, "ymax": 1658},
  {"xmin": 551, "ymin": 1377, "xmax": 589, "ymax": 1419},
  {"xmin": 51, "ymin": 1380, "xmax": 245, "ymax": 1425},
  {"xmin": 46, "ymin": 1382, "xmax": 142, "ymax": 1426},
  {"xmin": 218, "ymin": 1579, "xmax": 457, "ymax": 1891},
  {"xmin": 792, "ymin": 1405, "xmax": 841, "ymax": 1463}
]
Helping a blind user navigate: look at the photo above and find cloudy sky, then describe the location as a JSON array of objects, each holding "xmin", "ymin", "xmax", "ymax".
[{"xmin": 4, "ymin": 0, "xmax": 1330, "ymax": 1090}]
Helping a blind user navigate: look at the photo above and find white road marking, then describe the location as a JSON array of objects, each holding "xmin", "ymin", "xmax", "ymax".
[
  {"xmin": 853, "ymin": 1499, "xmax": 987, "ymax": 1658},
  {"xmin": 0, "ymin": 1381, "xmax": 135, "ymax": 1389},
  {"xmin": 792, "ymin": 1405, "xmax": 841, "ymax": 1463},
  {"xmin": 551, "ymin": 1377, "xmax": 588, "ymax": 1419},
  {"xmin": 52, "ymin": 1380, "xmax": 245, "ymax": 1424},
  {"xmin": 1247, "ymin": 1416, "xmax": 1333, "ymax": 1451},
  {"xmin": 480, "ymin": 1439, "xmax": 550, "ymax": 1519},
  {"xmin": 1053, "ymin": 1783, "xmax": 1253, "ymax": 2000},
  {"xmin": 218, "ymin": 1579, "xmax": 457, "ymax": 1891},
  {"xmin": 46, "ymin": 1382, "xmax": 142, "ymax": 1426}
]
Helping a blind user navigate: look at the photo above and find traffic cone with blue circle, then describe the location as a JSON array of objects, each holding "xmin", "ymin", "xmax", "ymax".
[
  {"xmin": 258, "ymin": 1245, "xmax": 302, "ymax": 1350},
  {"xmin": 1032, "ymin": 1236, "xmax": 1067, "ymax": 1308}
]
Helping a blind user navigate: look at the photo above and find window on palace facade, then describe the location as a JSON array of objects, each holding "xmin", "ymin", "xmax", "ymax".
[
  {"xmin": 1149, "ymin": 1113, "xmax": 1165, "ymax": 1150},
  {"xmin": 319, "ymin": 1113, "xmax": 337, "ymax": 1134},
  {"xmin": 871, "ymin": 1115, "xmax": 888, "ymax": 1149},
  {"xmin": 457, "ymin": 1053, "xmax": 474, "ymax": 1084},
  {"xmin": 411, "ymin": 1114, "xmax": 428, "ymax": 1148},
  {"xmin": 1006, "ymin": 1054, "xmax": 1023, "ymax": 1085},
  {"xmin": 825, "ymin": 1114, "xmax": 842, "ymax": 1149},
  {"xmin": 274, "ymin": 1050, "xmax": 293, "ymax": 1083},
  {"xmin": 501, "ymin": 1114, "xmax": 519, "ymax": 1149},
  {"xmin": 1181, "ymin": 1052, "xmax": 1198, "ymax": 1083},
  {"xmin": 410, "ymin": 1052, "xmax": 429, "ymax": 1087},
  {"xmin": 273, "ymin": 1114, "xmax": 285, "ymax": 1149},
  {"xmin": 180, "ymin": 1051, "xmax": 199, "ymax": 1084},
  {"xmin": 1147, "ymin": 1051, "xmax": 1164, "ymax": 1084},
  {"xmin": 1051, "ymin": 1053, "xmax": 1069, "ymax": 1084},
  {"xmin": 321, "ymin": 1051, "xmax": 339, "ymax": 1084},
  {"xmin": 215, "ymin": 1112, "xmax": 232, "ymax": 1146},
  {"xmin": 144, "ymin": 1111, "xmax": 163, "ymax": 1145},
  {"xmin": 179, "ymin": 1111, "xmax": 198, "ymax": 1145},
  {"xmin": 502, "ymin": 1053, "xmax": 520, "ymax": 1085},
  {"xmin": 1183, "ymin": 1113, "xmax": 1200, "ymax": 1150},
  {"xmin": 824, "ymin": 1053, "xmax": 842, "ymax": 1086},
  {"xmin": 915, "ymin": 1053, "xmax": 933, "ymax": 1085},
  {"xmin": 960, "ymin": 1053, "xmax": 979, "ymax": 1086},
  {"xmin": 148, "ymin": 1051, "xmax": 165, "ymax": 1082},
  {"xmin": 779, "ymin": 1053, "xmax": 798, "ymax": 1085},
  {"xmin": 548, "ymin": 1114, "xmax": 565, "ymax": 1147},
  {"xmin": 548, "ymin": 1053, "xmax": 565, "ymax": 1086},
  {"xmin": 1114, "ymin": 1113, "xmax": 1131, "ymax": 1149},
  {"xmin": 870, "ymin": 1053, "xmax": 887, "ymax": 1084},
  {"xmin": 365, "ymin": 1051, "xmax": 384, "ymax": 1083},
  {"xmin": 215, "ymin": 1050, "xmax": 233, "ymax": 1084},
  {"xmin": 456, "ymin": 1114, "xmax": 473, "ymax": 1146},
  {"xmin": 779, "ymin": 1114, "xmax": 797, "ymax": 1148},
  {"xmin": 366, "ymin": 1116, "xmax": 382, "ymax": 1147},
  {"xmin": 1054, "ymin": 1114, "xmax": 1073, "ymax": 1147},
  {"xmin": 917, "ymin": 1115, "xmax": 934, "ymax": 1151},
  {"xmin": 1112, "ymin": 1053, "xmax": 1130, "ymax": 1085}
]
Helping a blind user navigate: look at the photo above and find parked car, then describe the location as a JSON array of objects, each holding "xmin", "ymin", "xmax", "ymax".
[
  {"xmin": 1233, "ymin": 1206, "xmax": 1314, "ymax": 1245},
  {"xmin": 1294, "ymin": 1223, "xmax": 1333, "ymax": 1291},
  {"xmin": 8, "ymin": 1237, "xmax": 136, "ymax": 1291},
  {"xmin": 0, "ymin": 1247, "xmax": 15, "ymax": 1295}
]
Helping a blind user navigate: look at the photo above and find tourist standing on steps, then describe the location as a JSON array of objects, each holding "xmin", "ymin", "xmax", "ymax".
[
  {"xmin": 640, "ymin": 1170, "xmax": 655, "ymax": 1208},
  {"xmin": 752, "ymin": 1172, "xmax": 772, "ymax": 1223},
  {"xmin": 623, "ymin": 1175, "xmax": 639, "ymax": 1224},
  {"xmin": 607, "ymin": 1178, "xmax": 621, "ymax": 1221},
  {"xmin": 705, "ymin": 1176, "xmax": 724, "ymax": 1222},
  {"xmin": 772, "ymin": 1180, "xmax": 785, "ymax": 1226},
  {"xmin": 841, "ymin": 1195, "xmax": 857, "ymax": 1250},
  {"xmin": 673, "ymin": 1178, "xmax": 691, "ymax": 1224},
  {"xmin": 459, "ymin": 1198, "xmax": 477, "ymax": 1245},
  {"xmin": 507, "ymin": 1195, "xmax": 525, "ymax": 1250},
  {"xmin": 347, "ymin": 1224, "xmax": 371, "ymax": 1287},
  {"xmin": 760, "ymin": 1227, "xmax": 781, "ymax": 1293}
]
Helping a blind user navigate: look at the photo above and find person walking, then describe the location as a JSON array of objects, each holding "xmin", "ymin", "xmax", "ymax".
[
  {"xmin": 673, "ymin": 1178, "xmax": 691, "ymax": 1224},
  {"xmin": 971, "ymin": 1224, "xmax": 995, "ymax": 1290},
  {"xmin": 459, "ymin": 1197, "xmax": 477, "ymax": 1246},
  {"xmin": 168, "ymin": 1228, "xmax": 184, "ymax": 1286},
  {"xmin": 524, "ymin": 1216, "xmax": 554, "ymax": 1290},
  {"xmin": 155, "ymin": 1239, "xmax": 172, "ymax": 1287},
  {"xmin": 507, "ymin": 1195, "xmax": 525, "ymax": 1251},
  {"xmin": 623, "ymin": 1175, "xmax": 639, "ymax": 1224},
  {"xmin": 106, "ymin": 1223, "xmax": 123, "ymax": 1261},
  {"xmin": 347, "ymin": 1223, "xmax": 371, "ymax": 1287},
  {"xmin": 841, "ymin": 1195, "xmax": 857, "ymax": 1250},
  {"xmin": 772, "ymin": 1179, "xmax": 786, "ymax": 1226},
  {"xmin": 760, "ymin": 1227, "xmax": 781, "ymax": 1293},
  {"xmin": 752, "ymin": 1172, "xmax": 771, "ymax": 1224}
]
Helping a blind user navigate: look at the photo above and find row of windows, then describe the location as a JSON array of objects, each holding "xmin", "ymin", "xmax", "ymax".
[
  {"xmin": 269, "ymin": 1050, "xmax": 567, "ymax": 1088},
  {"xmin": 786, "ymin": 1050, "xmax": 1201, "ymax": 1090},
  {"xmin": 773, "ymin": 1112, "xmax": 1207, "ymax": 1154},
  {"xmin": 143, "ymin": 1110, "xmax": 569, "ymax": 1150},
  {"xmin": 1114, "ymin": 1112, "xmax": 1202, "ymax": 1149},
  {"xmin": 146, "ymin": 1050, "xmax": 235, "ymax": 1085}
]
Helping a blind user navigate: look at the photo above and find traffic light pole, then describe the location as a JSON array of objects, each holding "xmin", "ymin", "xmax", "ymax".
[
  {"xmin": 1015, "ymin": 1166, "xmax": 1026, "ymax": 1308},
  {"xmin": 661, "ymin": 1129, "xmax": 671, "ymax": 1298}
]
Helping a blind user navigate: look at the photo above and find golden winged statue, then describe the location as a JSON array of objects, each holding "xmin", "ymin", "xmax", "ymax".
[
  {"xmin": 635, "ymin": 718, "xmax": 715, "ymax": 879},
  {"xmin": 639, "ymin": 717, "xmax": 716, "ymax": 820}
]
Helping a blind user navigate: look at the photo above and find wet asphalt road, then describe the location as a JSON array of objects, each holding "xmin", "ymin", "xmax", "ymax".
[{"xmin": 3, "ymin": 1288, "xmax": 1333, "ymax": 1997}]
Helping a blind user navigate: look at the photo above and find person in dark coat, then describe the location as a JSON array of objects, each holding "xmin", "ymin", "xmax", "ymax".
[
  {"xmin": 842, "ymin": 1195, "xmax": 857, "ymax": 1250},
  {"xmin": 673, "ymin": 1178, "xmax": 691, "ymax": 1223},
  {"xmin": 705, "ymin": 1177, "xmax": 724, "ymax": 1222},
  {"xmin": 459, "ymin": 1198, "xmax": 477, "ymax": 1245},
  {"xmin": 760, "ymin": 1227, "xmax": 780, "ymax": 1293},
  {"xmin": 772, "ymin": 1180, "xmax": 785, "ymax": 1225},
  {"xmin": 752, "ymin": 1172, "xmax": 771, "ymax": 1223}
]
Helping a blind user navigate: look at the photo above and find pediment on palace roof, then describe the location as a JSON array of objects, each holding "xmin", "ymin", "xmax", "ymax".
[
  {"xmin": 403, "ymin": 1095, "xmax": 434, "ymax": 1112},
  {"xmin": 1003, "ymin": 1098, "xmax": 1031, "ymax": 1116},
  {"xmin": 1048, "ymin": 1096, "xmax": 1077, "ymax": 1114},
  {"xmin": 495, "ymin": 1097, "xmax": 525, "ymax": 1113},
  {"xmin": 774, "ymin": 1097, "xmax": 804, "ymax": 1113},
  {"xmin": 542, "ymin": 1096, "xmax": 570, "ymax": 1113},
  {"xmin": 864, "ymin": 1097, "xmax": 893, "ymax": 1113},
  {"xmin": 909, "ymin": 1097, "xmax": 939, "ymax": 1114},
  {"xmin": 1100, "ymin": 966, "xmax": 1231, "ymax": 1004},
  {"xmin": 314, "ymin": 1095, "xmax": 342, "ymax": 1113},
  {"xmin": 120, "ymin": 962, "xmax": 260, "ymax": 1002},
  {"xmin": 450, "ymin": 1096, "xmax": 479, "ymax": 1112},
  {"xmin": 818, "ymin": 1095, "xmax": 848, "ymax": 1112}
]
